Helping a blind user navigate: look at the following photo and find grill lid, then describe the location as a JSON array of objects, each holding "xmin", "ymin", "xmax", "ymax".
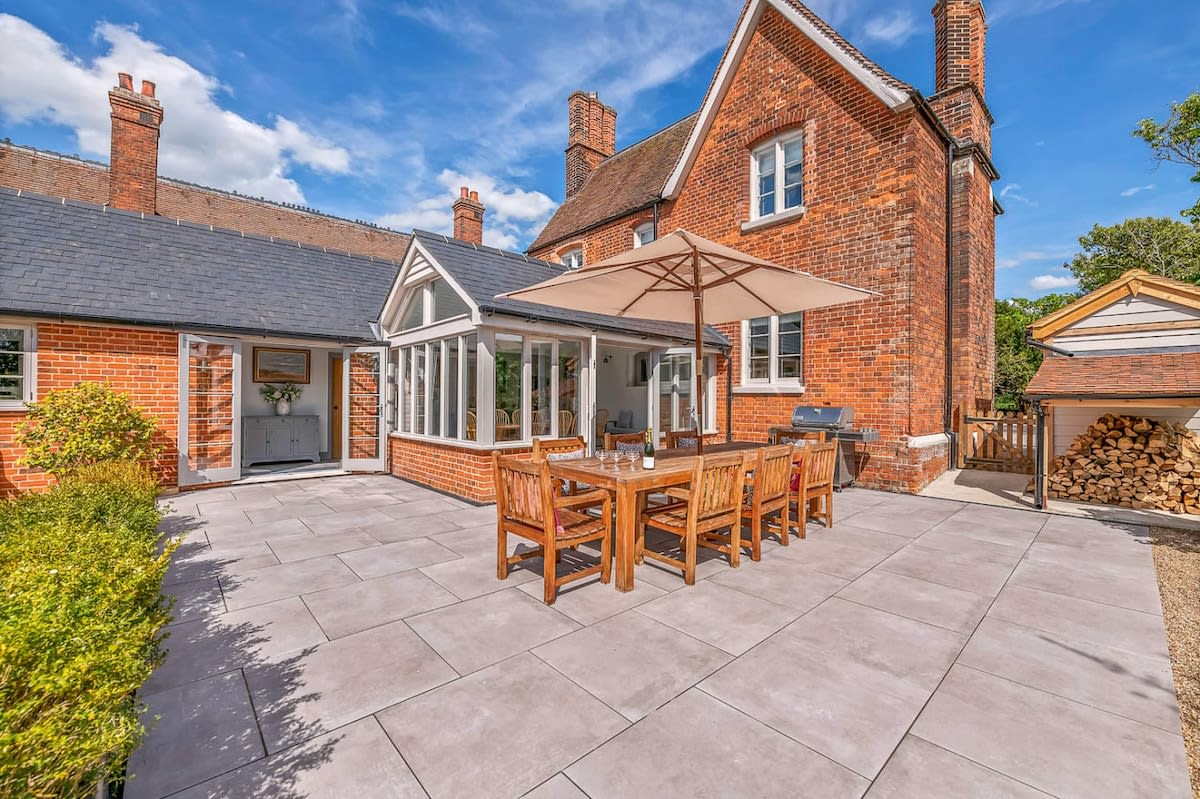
[{"xmin": 790, "ymin": 406, "xmax": 854, "ymax": 429}]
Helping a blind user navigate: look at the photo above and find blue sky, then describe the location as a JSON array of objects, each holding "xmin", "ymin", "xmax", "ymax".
[{"xmin": 1, "ymin": 0, "xmax": 1197, "ymax": 299}]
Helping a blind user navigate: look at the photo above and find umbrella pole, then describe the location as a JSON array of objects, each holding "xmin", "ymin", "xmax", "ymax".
[{"xmin": 691, "ymin": 249, "xmax": 705, "ymax": 457}]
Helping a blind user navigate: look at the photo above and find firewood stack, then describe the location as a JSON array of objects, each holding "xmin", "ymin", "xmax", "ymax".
[{"xmin": 1046, "ymin": 414, "xmax": 1200, "ymax": 514}]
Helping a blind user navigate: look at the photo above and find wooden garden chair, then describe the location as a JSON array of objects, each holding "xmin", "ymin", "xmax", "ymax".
[
  {"xmin": 532, "ymin": 436, "xmax": 591, "ymax": 497},
  {"xmin": 604, "ymin": 431, "xmax": 643, "ymax": 453},
  {"xmin": 638, "ymin": 451, "xmax": 747, "ymax": 584},
  {"xmin": 492, "ymin": 453, "xmax": 612, "ymax": 605},
  {"xmin": 790, "ymin": 441, "xmax": 836, "ymax": 539},
  {"xmin": 664, "ymin": 430, "xmax": 699, "ymax": 449},
  {"xmin": 739, "ymin": 444, "xmax": 794, "ymax": 560}
]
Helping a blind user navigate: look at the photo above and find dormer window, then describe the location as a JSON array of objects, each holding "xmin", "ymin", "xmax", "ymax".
[
  {"xmin": 561, "ymin": 248, "xmax": 584, "ymax": 270},
  {"xmin": 751, "ymin": 133, "xmax": 803, "ymax": 220},
  {"xmin": 633, "ymin": 222, "xmax": 655, "ymax": 248}
]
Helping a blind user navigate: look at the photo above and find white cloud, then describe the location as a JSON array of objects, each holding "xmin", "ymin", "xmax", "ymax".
[
  {"xmin": 997, "ymin": 247, "xmax": 1074, "ymax": 269},
  {"xmin": 376, "ymin": 170, "xmax": 556, "ymax": 251},
  {"xmin": 1030, "ymin": 273, "xmax": 1079, "ymax": 290},
  {"xmin": 862, "ymin": 11, "xmax": 918, "ymax": 47},
  {"xmin": 0, "ymin": 14, "xmax": 352, "ymax": 204},
  {"xmin": 1121, "ymin": 183, "xmax": 1157, "ymax": 197},
  {"xmin": 999, "ymin": 183, "xmax": 1038, "ymax": 207}
]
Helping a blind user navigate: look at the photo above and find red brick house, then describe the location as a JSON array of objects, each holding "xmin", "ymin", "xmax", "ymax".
[
  {"xmin": 1, "ymin": 0, "xmax": 998, "ymax": 500},
  {"xmin": 529, "ymin": 0, "xmax": 999, "ymax": 491}
]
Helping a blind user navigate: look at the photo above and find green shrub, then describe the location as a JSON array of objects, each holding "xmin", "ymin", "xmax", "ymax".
[
  {"xmin": 17, "ymin": 382, "xmax": 162, "ymax": 477},
  {"xmin": 0, "ymin": 463, "xmax": 174, "ymax": 798}
]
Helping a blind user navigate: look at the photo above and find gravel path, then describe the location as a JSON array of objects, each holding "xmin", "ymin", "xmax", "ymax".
[{"xmin": 1153, "ymin": 526, "xmax": 1200, "ymax": 798}]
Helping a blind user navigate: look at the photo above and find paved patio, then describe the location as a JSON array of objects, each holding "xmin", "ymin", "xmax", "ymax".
[{"xmin": 131, "ymin": 474, "xmax": 1190, "ymax": 798}]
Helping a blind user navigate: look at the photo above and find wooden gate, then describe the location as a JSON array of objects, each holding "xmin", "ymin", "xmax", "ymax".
[{"xmin": 959, "ymin": 411, "xmax": 1036, "ymax": 474}]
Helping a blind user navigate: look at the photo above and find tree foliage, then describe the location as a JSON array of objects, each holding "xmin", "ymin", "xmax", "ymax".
[
  {"xmin": 1135, "ymin": 93, "xmax": 1200, "ymax": 223},
  {"xmin": 994, "ymin": 293, "xmax": 1078, "ymax": 410},
  {"xmin": 1064, "ymin": 216, "xmax": 1200, "ymax": 292},
  {"xmin": 17, "ymin": 382, "xmax": 161, "ymax": 477}
]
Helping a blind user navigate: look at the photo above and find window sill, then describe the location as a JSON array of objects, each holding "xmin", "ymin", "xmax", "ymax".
[
  {"xmin": 740, "ymin": 205, "xmax": 807, "ymax": 233},
  {"xmin": 389, "ymin": 432, "xmax": 532, "ymax": 451},
  {"xmin": 733, "ymin": 384, "xmax": 806, "ymax": 396},
  {"xmin": 0, "ymin": 402, "xmax": 29, "ymax": 413}
]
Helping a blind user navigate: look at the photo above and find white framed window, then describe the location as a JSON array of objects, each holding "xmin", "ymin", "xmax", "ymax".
[
  {"xmin": 654, "ymin": 349, "xmax": 718, "ymax": 437},
  {"xmin": 396, "ymin": 333, "xmax": 478, "ymax": 440},
  {"xmin": 633, "ymin": 222, "xmax": 655, "ymax": 248},
  {"xmin": 560, "ymin": 248, "xmax": 583, "ymax": 270},
  {"xmin": 750, "ymin": 133, "xmax": 804, "ymax": 220},
  {"xmin": 0, "ymin": 325, "xmax": 35, "ymax": 409},
  {"xmin": 399, "ymin": 279, "xmax": 470, "ymax": 331},
  {"xmin": 741, "ymin": 312, "xmax": 803, "ymax": 386}
]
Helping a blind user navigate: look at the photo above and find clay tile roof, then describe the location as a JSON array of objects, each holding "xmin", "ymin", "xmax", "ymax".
[
  {"xmin": 1026, "ymin": 352, "xmax": 1200, "ymax": 399},
  {"xmin": 529, "ymin": 113, "xmax": 698, "ymax": 252},
  {"xmin": 774, "ymin": 0, "xmax": 913, "ymax": 95}
]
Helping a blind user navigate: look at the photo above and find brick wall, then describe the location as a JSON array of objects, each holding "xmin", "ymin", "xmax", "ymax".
[
  {"xmin": 0, "ymin": 322, "xmax": 179, "ymax": 495},
  {"xmin": 0, "ymin": 143, "xmax": 410, "ymax": 261},
  {"xmin": 389, "ymin": 436, "xmax": 532, "ymax": 503},
  {"xmin": 530, "ymin": 6, "xmax": 995, "ymax": 492}
]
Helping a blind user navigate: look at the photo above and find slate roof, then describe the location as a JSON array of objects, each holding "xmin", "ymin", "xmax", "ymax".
[
  {"xmin": 1026, "ymin": 352, "xmax": 1200, "ymax": 399},
  {"xmin": 528, "ymin": 114, "xmax": 698, "ymax": 252},
  {"xmin": 0, "ymin": 188, "xmax": 398, "ymax": 342},
  {"xmin": 413, "ymin": 230, "xmax": 727, "ymax": 347}
]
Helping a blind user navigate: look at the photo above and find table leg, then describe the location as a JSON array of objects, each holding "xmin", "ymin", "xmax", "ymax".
[{"xmin": 615, "ymin": 483, "xmax": 637, "ymax": 592}]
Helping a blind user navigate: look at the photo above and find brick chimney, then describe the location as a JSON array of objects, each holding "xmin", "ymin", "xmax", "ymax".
[
  {"xmin": 565, "ymin": 91, "xmax": 616, "ymax": 199},
  {"xmin": 452, "ymin": 186, "xmax": 485, "ymax": 245},
  {"xmin": 108, "ymin": 72, "xmax": 164, "ymax": 214},
  {"xmin": 933, "ymin": 0, "xmax": 986, "ymax": 94}
]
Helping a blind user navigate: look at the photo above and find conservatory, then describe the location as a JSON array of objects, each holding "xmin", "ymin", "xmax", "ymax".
[{"xmin": 380, "ymin": 231, "xmax": 725, "ymax": 501}]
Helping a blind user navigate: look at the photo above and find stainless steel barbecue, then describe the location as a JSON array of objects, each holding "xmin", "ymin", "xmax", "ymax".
[{"xmin": 772, "ymin": 405, "xmax": 880, "ymax": 488}]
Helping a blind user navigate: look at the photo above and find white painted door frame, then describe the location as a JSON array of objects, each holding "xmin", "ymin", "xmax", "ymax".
[
  {"xmin": 342, "ymin": 346, "xmax": 389, "ymax": 472},
  {"xmin": 178, "ymin": 333, "xmax": 243, "ymax": 486}
]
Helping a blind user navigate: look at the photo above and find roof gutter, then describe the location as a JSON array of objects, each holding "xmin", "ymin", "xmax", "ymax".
[{"xmin": 1025, "ymin": 332, "xmax": 1074, "ymax": 358}]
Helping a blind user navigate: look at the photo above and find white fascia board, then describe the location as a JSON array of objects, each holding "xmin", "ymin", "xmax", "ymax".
[{"xmin": 662, "ymin": 0, "xmax": 910, "ymax": 200}]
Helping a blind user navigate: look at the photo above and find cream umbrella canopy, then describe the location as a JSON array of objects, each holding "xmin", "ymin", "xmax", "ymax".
[{"xmin": 499, "ymin": 229, "xmax": 879, "ymax": 453}]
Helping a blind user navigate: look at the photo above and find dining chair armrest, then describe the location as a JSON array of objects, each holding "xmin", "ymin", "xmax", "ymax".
[
  {"xmin": 663, "ymin": 487, "xmax": 693, "ymax": 503},
  {"xmin": 556, "ymin": 489, "xmax": 610, "ymax": 510}
]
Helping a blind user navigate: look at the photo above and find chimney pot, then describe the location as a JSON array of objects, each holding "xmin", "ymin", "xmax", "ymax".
[
  {"xmin": 452, "ymin": 186, "xmax": 485, "ymax": 245},
  {"xmin": 108, "ymin": 73, "xmax": 163, "ymax": 214}
]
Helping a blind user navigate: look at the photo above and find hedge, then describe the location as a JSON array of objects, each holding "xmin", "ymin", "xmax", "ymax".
[{"xmin": 0, "ymin": 462, "xmax": 175, "ymax": 798}]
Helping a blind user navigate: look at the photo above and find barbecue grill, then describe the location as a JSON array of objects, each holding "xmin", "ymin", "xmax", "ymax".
[{"xmin": 772, "ymin": 406, "xmax": 879, "ymax": 488}]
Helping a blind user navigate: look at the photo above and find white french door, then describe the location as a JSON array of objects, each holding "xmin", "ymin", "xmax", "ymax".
[
  {"xmin": 179, "ymin": 334, "xmax": 242, "ymax": 485},
  {"xmin": 342, "ymin": 346, "xmax": 388, "ymax": 471}
]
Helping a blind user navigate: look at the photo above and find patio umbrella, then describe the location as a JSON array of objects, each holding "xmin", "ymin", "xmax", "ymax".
[{"xmin": 499, "ymin": 229, "xmax": 878, "ymax": 453}]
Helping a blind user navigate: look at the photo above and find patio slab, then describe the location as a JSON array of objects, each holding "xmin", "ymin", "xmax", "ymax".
[
  {"xmin": 131, "ymin": 476, "xmax": 1188, "ymax": 798},
  {"xmin": 533, "ymin": 610, "xmax": 731, "ymax": 721},
  {"xmin": 377, "ymin": 653, "xmax": 628, "ymax": 799},
  {"xmin": 567, "ymin": 689, "xmax": 867, "ymax": 798}
]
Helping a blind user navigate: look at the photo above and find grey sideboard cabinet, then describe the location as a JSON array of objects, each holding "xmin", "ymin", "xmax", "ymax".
[{"xmin": 242, "ymin": 415, "xmax": 321, "ymax": 467}]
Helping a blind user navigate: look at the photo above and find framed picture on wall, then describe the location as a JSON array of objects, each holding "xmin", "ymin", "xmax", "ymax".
[{"xmin": 253, "ymin": 347, "xmax": 310, "ymax": 383}]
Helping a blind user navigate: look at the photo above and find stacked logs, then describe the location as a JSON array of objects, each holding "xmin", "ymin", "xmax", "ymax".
[{"xmin": 1047, "ymin": 414, "xmax": 1200, "ymax": 514}]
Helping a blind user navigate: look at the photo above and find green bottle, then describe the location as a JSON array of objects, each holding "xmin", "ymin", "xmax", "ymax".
[{"xmin": 643, "ymin": 428, "xmax": 655, "ymax": 469}]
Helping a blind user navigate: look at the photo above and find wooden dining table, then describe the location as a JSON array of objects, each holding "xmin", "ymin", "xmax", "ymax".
[{"xmin": 549, "ymin": 441, "xmax": 766, "ymax": 592}]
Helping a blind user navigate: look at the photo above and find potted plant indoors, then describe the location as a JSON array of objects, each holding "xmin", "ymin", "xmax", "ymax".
[{"xmin": 259, "ymin": 382, "xmax": 303, "ymax": 416}]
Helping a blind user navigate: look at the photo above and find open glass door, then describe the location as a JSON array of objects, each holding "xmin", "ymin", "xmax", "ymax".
[
  {"xmin": 651, "ymin": 348, "xmax": 697, "ymax": 441},
  {"xmin": 342, "ymin": 346, "xmax": 387, "ymax": 471},
  {"xmin": 179, "ymin": 335, "xmax": 242, "ymax": 485}
]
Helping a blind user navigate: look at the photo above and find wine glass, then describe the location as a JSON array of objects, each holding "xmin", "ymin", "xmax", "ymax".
[
  {"xmin": 597, "ymin": 449, "xmax": 614, "ymax": 469},
  {"xmin": 623, "ymin": 450, "xmax": 640, "ymax": 469}
]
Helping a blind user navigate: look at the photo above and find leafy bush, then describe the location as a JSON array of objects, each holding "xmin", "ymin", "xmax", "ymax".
[
  {"xmin": 18, "ymin": 382, "xmax": 162, "ymax": 477},
  {"xmin": 0, "ymin": 463, "xmax": 174, "ymax": 798}
]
